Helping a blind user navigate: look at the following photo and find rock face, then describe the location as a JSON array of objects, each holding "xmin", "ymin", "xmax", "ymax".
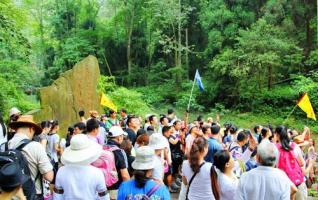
[{"xmin": 34, "ymin": 55, "xmax": 102, "ymax": 137}]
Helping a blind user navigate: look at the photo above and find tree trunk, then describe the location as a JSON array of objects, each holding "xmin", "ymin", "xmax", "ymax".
[
  {"xmin": 185, "ymin": 28, "xmax": 189, "ymax": 80},
  {"xmin": 125, "ymin": 1, "xmax": 135, "ymax": 83},
  {"xmin": 268, "ymin": 65, "xmax": 272, "ymax": 90}
]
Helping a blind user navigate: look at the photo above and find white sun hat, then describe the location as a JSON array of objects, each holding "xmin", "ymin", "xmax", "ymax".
[
  {"xmin": 9, "ymin": 107, "xmax": 21, "ymax": 117},
  {"xmin": 149, "ymin": 133, "xmax": 167, "ymax": 150},
  {"xmin": 108, "ymin": 126, "xmax": 127, "ymax": 137},
  {"xmin": 132, "ymin": 146, "xmax": 155, "ymax": 170},
  {"xmin": 61, "ymin": 134, "xmax": 102, "ymax": 165}
]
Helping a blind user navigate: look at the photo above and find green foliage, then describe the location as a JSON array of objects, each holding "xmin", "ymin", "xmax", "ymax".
[{"xmin": 98, "ymin": 75, "xmax": 152, "ymax": 116}]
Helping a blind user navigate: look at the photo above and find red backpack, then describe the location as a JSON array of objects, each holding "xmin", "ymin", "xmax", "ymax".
[
  {"xmin": 91, "ymin": 145, "xmax": 119, "ymax": 187},
  {"xmin": 276, "ymin": 142, "xmax": 304, "ymax": 186}
]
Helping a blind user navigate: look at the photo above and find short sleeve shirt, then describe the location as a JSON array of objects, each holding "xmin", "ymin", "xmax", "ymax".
[
  {"xmin": 46, "ymin": 133, "xmax": 60, "ymax": 162},
  {"xmin": 53, "ymin": 165, "xmax": 107, "ymax": 200},
  {"xmin": 9, "ymin": 133, "xmax": 53, "ymax": 194},
  {"xmin": 117, "ymin": 179, "xmax": 170, "ymax": 200},
  {"xmin": 237, "ymin": 166, "xmax": 292, "ymax": 200},
  {"xmin": 107, "ymin": 140, "xmax": 128, "ymax": 190}
]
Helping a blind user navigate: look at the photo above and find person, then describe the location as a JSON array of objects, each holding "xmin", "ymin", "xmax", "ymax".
[
  {"xmin": 149, "ymin": 133, "xmax": 167, "ymax": 182},
  {"xmin": 0, "ymin": 112, "xmax": 7, "ymax": 145},
  {"xmin": 167, "ymin": 108, "xmax": 177, "ymax": 124},
  {"xmin": 120, "ymin": 138, "xmax": 135, "ymax": 177},
  {"xmin": 78, "ymin": 110, "xmax": 86, "ymax": 123},
  {"xmin": 117, "ymin": 146, "xmax": 170, "ymax": 200},
  {"xmin": 223, "ymin": 125, "xmax": 237, "ymax": 145},
  {"xmin": 46, "ymin": 120, "xmax": 61, "ymax": 184},
  {"xmin": 148, "ymin": 115, "xmax": 158, "ymax": 131},
  {"xmin": 274, "ymin": 125, "xmax": 307, "ymax": 200},
  {"xmin": 185, "ymin": 124, "xmax": 202, "ymax": 157},
  {"xmin": 73, "ymin": 122, "xmax": 86, "ymax": 135},
  {"xmin": 210, "ymin": 150, "xmax": 238, "ymax": 200},
  {"xmin": 105, "ymin": 110, "xmax": 119, "ymax": 131},
  {"xmin": 35, "ymin": 120, "xmax": 51, "ymax": 148},
  {"xmin": 135, "ymin": 133, "xmax": 149, "ymax": 148},
  {"xmin": 162, "ymin": 126, "xmax": 178, "ymax": 193},
  {"xmin": 86, "ymin": 118, "xmax": 101, "ymax": 144},
  {"xmin": 181, "ymin": 136, "xmax": 215, "ymax": 200},
  {"xmin": 54, "ymin": 134, "xmax": 109, "ymax": 200},
  {"xmin": 258, "ymin": 127, "xmax": 272, "ymax": 143},
  {"xmin": 89, "ymin": 111, "xmax": 107, "ymax": 145},
  {"xmin": 0, "ymin": 162, "xmax": 28, "ymax": 200},
  {"xmin": 204, "ymin": 125, "xmax": 223, "ymax": 163},
  {"xmin": 7, "ymin": 107, "xmax": 21, "ymax": 141},
  {"xmin": 125, "ymin": 116, "xmax": 140, "ymax": 146},
  {"xmin": 8, "ymin": 115, "xmax": 54, "ymax": 199},
  {"xmin": 253, "ymin": 125, "xmax": 262, "ymax": 142},
  {"xmin": 237, "ymin": 140, "xmax": 297, "ymax": 200},
  {"xmin": 158, "ymin": 116, "xmax": 169, "ymax": 134},
  {"xmin": 228, "ymin": 131, "xmax": 257, "ymax": 177},
  {"xmin": 169, "ymin": 120, "xmax": 184, "ymax": 186},
  {"xmin": 65, "ymin": 127, "xmax": 74, "ymax": 147},
  {"xmin": 119, "ymin": 108, "xmax": 128, "ymax": 130},
  {"xmin": 106, "ymin": 126, "xmax": 130, "ymax": 200}
]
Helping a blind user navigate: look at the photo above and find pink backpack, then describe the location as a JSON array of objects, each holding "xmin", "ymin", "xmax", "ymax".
[
  {"xmin": 91, "ymin": 145, "xmax": 119, "ymax": 187},
  {"xmin": 276, "ymin": 142, "xmax": 304, "ymax": 186}
]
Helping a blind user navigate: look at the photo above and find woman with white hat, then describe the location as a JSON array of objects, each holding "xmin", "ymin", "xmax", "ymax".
[
  {"xmin": 53, "ymin": 134, "xmax": 109, "ymax": 200},
  {"xmin": 117, "ymin": 146, "xmax": 170, "ymax": 200},
  {"xmin": 149, "ymin": 133, "xmax": 167, "ymax": 182}
]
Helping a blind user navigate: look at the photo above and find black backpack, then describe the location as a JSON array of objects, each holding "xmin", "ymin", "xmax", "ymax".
[{"xmin": 0, "ymin": 139, "xmax": 37, "ymax": 200}]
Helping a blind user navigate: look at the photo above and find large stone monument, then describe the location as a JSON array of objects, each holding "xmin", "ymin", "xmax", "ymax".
[{"xmin": 34, "ymin": 55, "xmax": 103, "ymax": 136}]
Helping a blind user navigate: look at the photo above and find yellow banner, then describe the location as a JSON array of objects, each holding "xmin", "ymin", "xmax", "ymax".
[
  {"xmin": 100, "ymin": 93, "xmax": 117, "ymax": 112},
  {"xmin": 297, "ymin": 93, "xmax": 316, "ymax": 121}
]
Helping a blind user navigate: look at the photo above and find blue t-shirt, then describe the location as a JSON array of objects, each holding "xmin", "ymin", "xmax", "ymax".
[
  {"xmin": 204, "ymin": 137, "xmax": 223, "ymax": 163},
  {"xmin": 117, "ymin": 179, "xmax": 170, "ymax": 200}
]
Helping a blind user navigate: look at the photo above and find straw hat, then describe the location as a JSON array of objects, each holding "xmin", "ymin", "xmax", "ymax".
[
  {"xmin": 132, "ymin": 146, "xmax": 155, "ymax": 170},
  {"xmin": 149, "ymin": 133, "xmax": 166, "ymax": 150},
  {"xmin": 61, "ymin": 134, "xmax": 102, "ymax": 165},
  {"xmin": 9, "ymin": 115, "xmax": 42, "ymax": 135}
]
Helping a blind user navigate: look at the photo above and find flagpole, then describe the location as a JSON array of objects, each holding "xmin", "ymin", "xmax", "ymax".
[
  {"xmin": 187, "ymin": 76, "xmax": 196, "ymax": 112},
  {"xmin": 283, "ymin": 104, "xmax": 298, "ymax": 124}
]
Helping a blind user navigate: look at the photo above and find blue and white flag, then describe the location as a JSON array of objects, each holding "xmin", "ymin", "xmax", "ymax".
[{"xmin": 195, "ymin": 69, "xmax": 204, "ymax": 92}]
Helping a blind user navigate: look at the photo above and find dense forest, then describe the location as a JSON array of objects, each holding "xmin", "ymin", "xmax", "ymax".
[{"xmin": 1, "ymin": 0, "xmax": 318, "ymax": 127}]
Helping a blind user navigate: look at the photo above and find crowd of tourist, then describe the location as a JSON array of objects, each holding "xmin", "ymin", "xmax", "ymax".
[{"xmin": 0, "ymin": 106, "xmax": 317, "ymax": 200}]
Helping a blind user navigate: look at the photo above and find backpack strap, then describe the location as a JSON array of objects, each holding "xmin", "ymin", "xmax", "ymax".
[
  {"xmin": 15, "ymin": 139, "xmax": 31, "ymax": 151},
  {"xmin": 146, "ymin": 183, "xmax": 161, "ymax": 197},
  {"xmin": 229, "ymin": 143, "xmax": 239, "ymax": 152},
  {"xmin": 186, "ymin": 162, "xmax": 205, "ymax": 199}
]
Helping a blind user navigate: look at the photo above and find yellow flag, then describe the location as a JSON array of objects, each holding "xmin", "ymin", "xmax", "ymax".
[
  {"xmin": 100, "ymin": 93, "xmax": 117, "ymax": 112},
  {"xmin": 297, "ymin": 93, "xmax": 316, "ymax": 121}
]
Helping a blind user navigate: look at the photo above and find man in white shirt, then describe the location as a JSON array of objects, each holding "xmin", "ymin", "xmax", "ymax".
[
  {"xmin": 54, "ymin": 134, "xmax": 109, "ymax": 200},
  {"xmin": 8, "ymin": 115, "xmax": 54, "ymax": 199},
  {"xmin": 237, "ymin": 140, "xmax": 298, "ymax": 200}
]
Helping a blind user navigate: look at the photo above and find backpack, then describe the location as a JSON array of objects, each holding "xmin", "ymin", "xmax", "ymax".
[
  {"xmin": 91, "ymin": 145, "xmax": 119, "ymax": 187},
  {"xmin": 125, "ymin": 183, "xmax": 161, "ymax": 200},
  {"xmin": 0, "ymin": 139, "xmax": 37, "ymax": 200},
  {"xmin": 276, "ymin": 142, "xmax": 304, "ymax": 186}
]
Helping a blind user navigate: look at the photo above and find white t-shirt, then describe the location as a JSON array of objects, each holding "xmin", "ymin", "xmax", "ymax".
[
  {"xmin": 218, "ymin": 171, "xmax": 238, "ymax": 200},
  {"xmin": 54, "ymin": 165, "xmax": 108, "ymax": 200},
  {"xmin": 152, "ymin": 155, "xmax": 164, "ymax": 181},
  {"xmin": 182, "ymin": 160, "xmax": 215, "ymax": 200},
  {"xmin": 46, "ymin": 133, "xmax": 60, "ymax": 162},
  {"xmin": 9, "ymin": 133, "xmax": 53, "ymax": 194}
]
